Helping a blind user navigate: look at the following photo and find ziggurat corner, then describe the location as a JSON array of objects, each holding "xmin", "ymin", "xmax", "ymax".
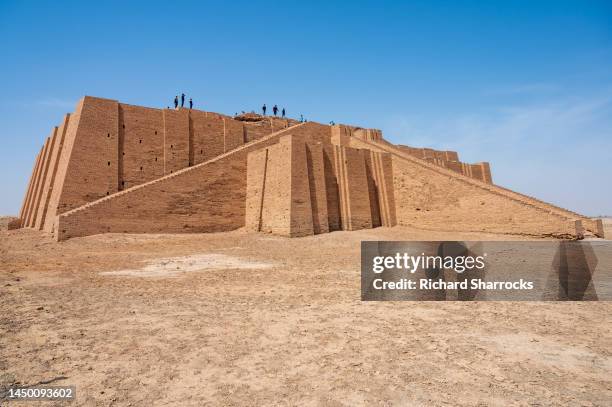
[{"xmin": 15, "ymin": 96, "xmax": 604, "ymax": 241}]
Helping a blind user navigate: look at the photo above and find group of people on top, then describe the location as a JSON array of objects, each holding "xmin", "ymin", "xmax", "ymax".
[
  {"xmin": 173, "ymin": 93, "xmax": 193, "ymax": 109},
  {"xmin": 170, "ymin": 96, "xmax": 314, "ymax": 124},
  {"xmin": 261, "ymin": 104, "xmax": 286, "ymax": 118},
  {"xmin": 260, "ymin": 104, "xmax": 309, "ymax": 123}
]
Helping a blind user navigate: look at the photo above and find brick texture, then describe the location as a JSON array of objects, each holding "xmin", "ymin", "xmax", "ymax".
[{"xmin": 16, "ymin": 96, "xmax": 598, "ymax": 241}]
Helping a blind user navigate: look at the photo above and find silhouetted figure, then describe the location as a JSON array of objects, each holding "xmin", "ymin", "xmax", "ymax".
[
  {"xmin": 330, "ymin": 120, "xmax": 335, "ymax": 125},
  {"xmin": 181, "ymin": 93, "xmax": 185, "ymax": 108},
  {"xmin": 281, "ymin": 108, "xmax": 285, "ymax": 118},
  {"xmin": 262, "ymin": 104, "xmax": 267, "ymax": 116},
  {"xmin": 174, "ymin": 96, "xmax": 178, "ymax": 109},
  {"xmin": 189, "ymin": 98, "xmax": 193, "ymax": 109},
  {"xmin": 273, "ymin": 104, "xmax": 278, "ymax": 116},
  {"xmin": 300, "ymin": 114, "xmax": 304, "ymax": 123}
]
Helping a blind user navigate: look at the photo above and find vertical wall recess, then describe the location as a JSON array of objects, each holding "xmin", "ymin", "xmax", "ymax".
[
  {"xmin": 246, "ymin": 135, "xmax": 388, "ymax": 237},
  {"xmin": 188, "ymin": 113, "xmax": 194, "ymax": 166},
  {"xmin": 118, "ymin": 105, "xmax": 125, "ymax": 190},
  {"xmin": 305, "ymin": 142, "xmax": 329, "ymax": 234}
]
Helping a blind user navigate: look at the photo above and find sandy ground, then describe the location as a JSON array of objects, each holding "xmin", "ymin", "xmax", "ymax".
[
  {"xmin": 0, "ymin": 217, "xmax": 16, "ymax": 231},
  {"xmin": 1, "ymin": 226, "xmax": 611, "ymax": 406}
]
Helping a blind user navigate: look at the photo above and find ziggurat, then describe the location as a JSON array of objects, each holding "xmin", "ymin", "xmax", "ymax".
[{"xmin": 15, "ymin": 96, "xmax": 605, "ymax": 241}]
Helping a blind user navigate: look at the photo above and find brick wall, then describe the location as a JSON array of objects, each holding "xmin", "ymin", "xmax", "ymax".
[
  {"xmin": 44, "ymin": 100, "xmax": 83, "ymax": 232},
  {"xmin": 224, "ymin": 117, "xmax": 245, "ymax": 152},
  {"xmin": 22, "ymin": 97, "xmax": 292, "ymax": 235},
  {"xmin": 333, "ymin": 146, "xmax": 373, "ymax": 231},
  {"xmin": 57, "ymin": 96, "xmax": 119, "ymax": 214},
  {"xmin": 119, "ymin": 104, "xmax": 164, "ymax": 189},
  {"xmin": 350, "ymin": 136, "xmax": 592, "ymax": 238},
  {"xmin": 56, "ymin": 151, "xmax": 249, "ymax": 240},
  {"xmin": 55, "ymin": 122, "xmax": 318, "ymax": 240},
  {"xmin": 163, "ymin": 108, "xmax": 190, "ymax": 174},
  {"xmin": 305, "ymin": 142, "xmax": 330, "ymax": 234},
  {"xmin": 18, "ymin": 97, "xmax": 596, "ymax": 241},
  {"xmin": 391, "ymin": 156, "xmax": 577, "ymax": 237},
  {"xmin": 364, "ymin": 150, "xmax": 397, "ymax": 227},
  {"xmin": 191, "ymin": 110, "xmax": 224, "ymax": 164},
  {"xmin": 245, "ymin": 139, "xmax": 293, "ymax": 235},
  {"xmin": 26, "ymin": 133, "xmax": 53, "ymax": 227},
  {"xmin": 246, "ymin": 135, "xmax": 395, "ymax": 237},
  {"xmin": 396, "ymin": 144, "xmax": 492, "ymax": 183},
  {"xmin": 54, "ymin": 122, "xmax": 401, "ymax": 240},
  {"xmin": 20, "ymin": 146, "xmax": 42, "ymax": 227},
  {"xmin": 36, "ymin": 115, "xmax": 70, "ymax": 230}
]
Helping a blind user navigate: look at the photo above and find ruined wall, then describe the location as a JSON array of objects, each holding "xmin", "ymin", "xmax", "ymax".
[
  {"xmin": 350, "ymin": 135, "xmax": 592, "ymax": 238},
  {"xmin": 398, "ymin": 145, "xmax": 459, "ymax": 162},
  {"xmin": 353, "ymin": 128, "xmax": 383, "ymax": 142},
  {"xmin": 396, "ymin": 144, "xmax": 493, "ymax": 184},
  {"xmin": 244, "ymin": 120, "xmax": 273, "ymax": 142},
  {"xmin": 391, "ymin": 156, "xmax": 577, "ymax": 237},
  {"xmin": 600, "ymin": 219, "xmax": 611, "ymax": 239}
]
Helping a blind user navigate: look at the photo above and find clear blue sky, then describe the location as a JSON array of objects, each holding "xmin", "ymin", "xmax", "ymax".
[{"xmin": 1, "ymin": 0, "xmax": 610, "ymax": 216}]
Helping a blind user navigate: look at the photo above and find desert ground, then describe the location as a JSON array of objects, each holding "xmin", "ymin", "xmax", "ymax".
[{"xmin": 1, "ymin": 225, "xmax": 611, "ymax": 406}]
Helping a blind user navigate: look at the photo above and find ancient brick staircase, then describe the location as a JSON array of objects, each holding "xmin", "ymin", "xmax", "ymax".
[
  {"xmin": 352, "ymin": 137, "xmax": 599, "ymax": 235},
  {"xmin": 54, "ymin": 122, "xmax": 308, "ymax": 237}
]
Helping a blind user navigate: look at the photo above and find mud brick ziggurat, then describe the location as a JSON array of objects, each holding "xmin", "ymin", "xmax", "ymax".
[{"xmin": 15, "ymin": 96, "xmax": 605, "ymax": 241}]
